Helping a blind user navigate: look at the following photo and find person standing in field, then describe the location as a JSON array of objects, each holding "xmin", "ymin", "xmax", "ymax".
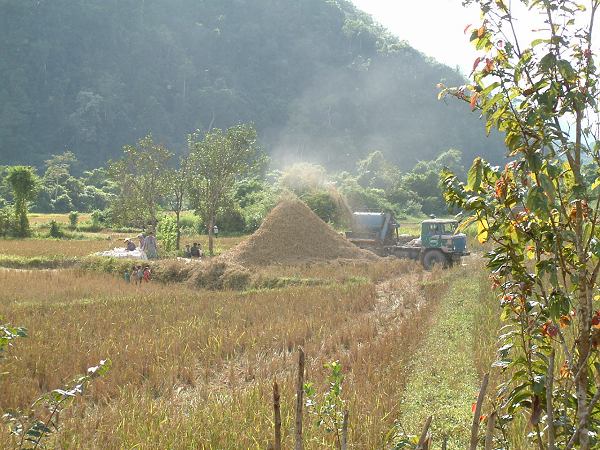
[
  {"xmin": 138, "ymin": 233, "xmax": 146, "ymax": 252},
  {"xmin": 136, "ymin": 265, "xmax": 144, "ymax": 284},
  {"xmin": 143, "ymin": 265, "xmax": 151, "ymax": 282},
  {"xmin": 144, "ymin": 231, "xmax": 158, "ymax": 259},
  {"xmin": 124, "ymin": 269, "xmax": 131, "ymax": 283}
]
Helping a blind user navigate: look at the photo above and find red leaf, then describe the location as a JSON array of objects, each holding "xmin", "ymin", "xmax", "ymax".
[{"xmin": 470, "ymin": 93, "xmax": 479, "ymax": 111}]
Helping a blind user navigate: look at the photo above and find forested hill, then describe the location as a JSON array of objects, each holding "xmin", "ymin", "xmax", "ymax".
[{"xmin": 1, "ymin": 0, "xmax": 505, "ymax": 170}]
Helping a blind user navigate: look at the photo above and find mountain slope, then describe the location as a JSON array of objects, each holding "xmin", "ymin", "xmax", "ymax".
[{"xmin": 0, "ymin": 0, "xmax": 504, "ymax": 169}]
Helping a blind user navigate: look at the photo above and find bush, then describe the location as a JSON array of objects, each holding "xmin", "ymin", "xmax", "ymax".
[
  {"xmin": 302, "ymin": 190, "xmax": 344, "ymax": 225},
  {"xmin": 78, "ymin": 209, "xmax": 106, "ymax": 232},
  {"xmin": 157, "ymin": 215, "xmax": 177, "ymax": 251},
  {"xmin": 68, "ymin": 211, "xmax": 79, "ymax": 230},
  {"xmin": 48, "ymin": 220, "xmax": 64, "ymax": 238},
  {"xmin": 216, "ymin": 207, "xmax": 246, "ymax": 234},
  {"xmin": 0, "ymin": 207, "xmax": 12, "ymax": 237}
]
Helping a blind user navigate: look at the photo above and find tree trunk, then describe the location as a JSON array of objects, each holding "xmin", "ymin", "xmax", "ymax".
[
  {"xmin": 208, "ymin": 214, "xmax": 215, "ymax": 256},
  {"xmin": 175, "ymin": 210, "xmax": 181, "ymax": 250},
  {"xmin": 574, "ymin": 109, "xmax": 591, "ymax": 450},
  {"xmin": 575, "ymin": 286, "xmax": 591, "ymax": 449}
]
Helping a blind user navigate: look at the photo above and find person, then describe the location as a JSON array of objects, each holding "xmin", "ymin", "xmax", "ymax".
[
  {"xmin": 197, "ymin": 243, "xmax": 204, "ymax": 258},
  {"xmin": 138, "ymin": 233, "xmax": 146, "ymax": 251},
  {"xmin": 124, "ymin": 269, "xmax": 131, "ymax": 283},
  {"xmin": 136, "ymin": 265, "xmax": 144, "ymax": 284},
  {"xmin": 143, "ymin": 265, "xmax": 152, "ymax": 282},
  {"xmin": 190, "ymin": 243, "xmax": 200, "ymax": 258},
  {"xmin": 124, "ymin": 238, "xmax": 136, "ymax": 251},
  {"xmin": 131, "ymin": 265, "xmax": 138, "ymax": 284},
  {"xmin": 213, "ymin": 224, "xmax": 219, "ymax": 237},
  {"xmin": 184, "ymin": 244, "xmax": 191, "ymax": 258},
  {"xmin": 144, "ymin": 231, "xmax": 158, "ymax": 259}
]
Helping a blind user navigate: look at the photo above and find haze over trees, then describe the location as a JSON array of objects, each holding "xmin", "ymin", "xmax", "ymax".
[{"xmin": 0, "ymin": 0, "xmax": 505, "ymax": 170}]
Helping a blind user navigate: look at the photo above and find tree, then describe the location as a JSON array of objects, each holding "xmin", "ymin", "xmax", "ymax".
[
  {"xmin": 356, "ymin": 150, "xmax": 400, "ymax": 190},
  {"xmin": 43, "ymin": 151, "xmax": 76, "ymax": 204},
  {"xmin": 188, "ymin": 124, "xmax": 266, "ymax": 255},
  {"xmin": 108, "ymin": 135, "xmax": 172, "ymax": 228},
  {"xmin": 164, "ymin": 156, "xmax": 190, "ymax": 250},
  {"xmin": 6, "ymin": 166, "xmax": 38, "ymax": 237},
  {"xmin": 440, "ymin": 1, "xmax": 600, "ymax": 447}
]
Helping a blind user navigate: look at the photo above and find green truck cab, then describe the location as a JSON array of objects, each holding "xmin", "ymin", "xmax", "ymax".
[{"xmin": 346, "ymin": 212, "xmax": 469, "ymax": 269}]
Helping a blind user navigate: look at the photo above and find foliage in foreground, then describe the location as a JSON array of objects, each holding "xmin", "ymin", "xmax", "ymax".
[{"xmin": 440, "ymin": 0, "xmax": 600, "ymax": 447}]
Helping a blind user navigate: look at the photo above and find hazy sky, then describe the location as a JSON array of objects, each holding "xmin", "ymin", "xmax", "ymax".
[
  {"xmin": 351, "ymin": 1, "xmax": 600, "ymax": 74},
  {"xmin": 351, "ymin": 0, "xmax": 481, "ymax": 73}
]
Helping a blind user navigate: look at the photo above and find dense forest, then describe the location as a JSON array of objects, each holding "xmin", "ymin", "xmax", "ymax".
[{"xmin": 0, "ymin": 0, "xmax": 505, "ymax": 170}]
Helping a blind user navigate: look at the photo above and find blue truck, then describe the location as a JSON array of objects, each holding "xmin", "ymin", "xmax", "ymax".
[{"xmin": 345, "ymin": 212, "xmax": 469, "ymax": 269}]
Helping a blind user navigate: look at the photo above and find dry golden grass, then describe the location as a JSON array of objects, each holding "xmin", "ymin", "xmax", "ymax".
[
  {"xmin": 28, "ymin": 213, "xmax": 92, "ymax": 226},
  {"xmin": 0, "ymin": 239, "xmax": 114, "ymax": 257},
  {"xmin": 0, "ymin": 262, "xmax": 444, "ymax": 449},
  {"xmin": 0, "ymin": 233, "xmax": 245, "ymax": 259},
  {"xmin": 180, "ymin": 235, "xmax": 247, "ymax": 254}
]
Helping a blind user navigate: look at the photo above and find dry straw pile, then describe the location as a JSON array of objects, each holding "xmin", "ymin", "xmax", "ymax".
[{"xmin": 221, "ymin": 199, "xmax": 377, "ymax": 267}]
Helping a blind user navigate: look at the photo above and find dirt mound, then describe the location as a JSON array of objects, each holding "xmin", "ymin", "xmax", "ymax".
[{"xmin": 222, "ymin": 199, "xmax": 378, "ymax": 266}]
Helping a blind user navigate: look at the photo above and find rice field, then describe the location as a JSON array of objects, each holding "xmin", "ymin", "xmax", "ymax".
[
  {"xmin": 0, "ymin": 260, "xmax": 448, "ymax": 449},
  {"xmin": 0, "ymin": 238, "xmax": 114, "ymax": 258}
]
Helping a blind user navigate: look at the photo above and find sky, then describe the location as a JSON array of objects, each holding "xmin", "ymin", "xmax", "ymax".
[
  {"xmin": 351, "ymin": 0, "xmax": 482, "ymax": 74},
  {"xmin": 351, "ymin": 1, "xmax": 600, "ymax": 75}
]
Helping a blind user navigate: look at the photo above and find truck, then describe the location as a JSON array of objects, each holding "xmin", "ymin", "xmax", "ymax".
[{"xmin": 345, "ymin": 212, "xmax": 469, "ymax": 269}]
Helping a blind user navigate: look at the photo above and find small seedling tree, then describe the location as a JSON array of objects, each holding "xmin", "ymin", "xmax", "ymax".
[
  {"xmin": 304, "ymin": 361, "xmax": 348, "ymax": 449},
  {"xmin": 187, "ymin": 124, "xmax": 266, "ymax": 255},
  {"xmin": 156, "ymin": 215, "xmax": 178, "ymax": 252},
  {"xmin": 439, "ymin": 0, "xmax": 600, "ymax": 447},
  {"xmin": 68, "ymin": 211, "xmax": 79, "ymax": 230}
]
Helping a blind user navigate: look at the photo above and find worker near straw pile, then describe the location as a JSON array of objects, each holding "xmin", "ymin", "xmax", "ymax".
[{"xmin": 124, "ymin": 238, "xmax": 136, "ymax": 251}]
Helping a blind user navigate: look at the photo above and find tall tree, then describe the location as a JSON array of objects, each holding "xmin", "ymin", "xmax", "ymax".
[
  {"xmin": 188, "ymin": 124, "xmax": 266, "ymax": 255},
  {"xmin": 441, "ymin": 0, "xmax": 600, "ymax": 447},
  {"xmin": 43, "ymin": 151, "xmax": 77, "ymax": 204},
  {"xmin": 6, "ymin": 166, "xmax": 38, "ymax": 237},
  {"xmin": 108, "ymin": 135, "xmax": 172, "ymax": 228}
]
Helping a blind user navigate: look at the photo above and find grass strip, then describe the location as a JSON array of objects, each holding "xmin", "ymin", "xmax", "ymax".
[
  {"xmin": 0, "ymin": 254, "xmax": 79, "ymax": 269},
  {"xmin": 398, "ymin": 268, "xmax": 482, "ymax": 449}
]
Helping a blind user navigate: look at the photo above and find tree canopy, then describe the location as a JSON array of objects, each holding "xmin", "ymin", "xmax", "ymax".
[{"xmin": 0, "ymin": 0, "xmax": 505, "ymax": 171}]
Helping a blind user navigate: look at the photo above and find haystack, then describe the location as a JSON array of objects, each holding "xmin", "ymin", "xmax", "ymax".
[{"xmin": 221, "ymin": 199, "xmax": 377, "ymax": 266}]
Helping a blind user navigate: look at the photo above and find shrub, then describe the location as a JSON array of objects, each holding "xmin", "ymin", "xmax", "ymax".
[
  {"xmin": 48, "ymin": 220, "xmax": 63, "ymax": 238},
  {"xmin": 157, "ymin": 215, "xmax": 177, "ymax": 251},
  {"xmin": 0, "ymin": 207, "xmax": 12, "ymax": 237},
  {"xmin": 216, "ymin": 207, "xmax": 246, "ymax": 234},
  {"xmin": 302, "ymin": 190, "xmax": 344, "ymax": 225},
  {"xmin": 68, "ymin": 211, "xmax": 79, "ymax": 230}
]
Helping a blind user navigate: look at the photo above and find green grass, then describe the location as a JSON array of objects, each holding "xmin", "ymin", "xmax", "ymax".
[
  {"xmin": 397, "ymin": 267, "xmax": 484, "ymax": 448},
  {"xmin": 0, "ymin": 254, "xmax": 78, "ymax": 269}
]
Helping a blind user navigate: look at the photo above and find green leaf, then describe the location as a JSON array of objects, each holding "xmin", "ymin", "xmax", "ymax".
[
  {"xmin": 466, "ymin": 157, "xmax": 483, "ymax": 192},
  {"xmin": 526, "ymin": 187, "xmax": 549, "ymax": 218},
  {"xmin": 539, "ymin": 173, "xmax": 556, "ymax": 203}
]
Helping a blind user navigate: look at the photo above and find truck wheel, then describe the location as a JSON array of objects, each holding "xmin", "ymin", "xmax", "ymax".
[{"xmin": 422, "ymin": 249, "xmax": 447, "ymax": 270}]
